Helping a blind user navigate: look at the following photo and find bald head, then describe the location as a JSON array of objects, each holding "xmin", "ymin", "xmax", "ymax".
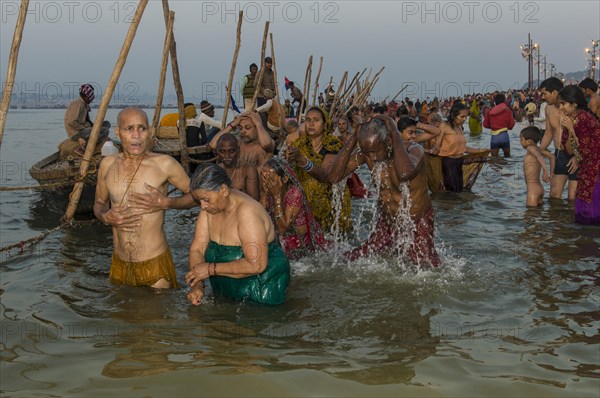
[
  {"xmin": 216, "ymin": 133, "xmax": 239, "ymax": 149},
  {"xmin": 358, "ymin": 117, "xmax": 388, "ymax": 145},
  {"xmin": 117, "ymin": 107, "xmax": 148, "ymax": 128}
]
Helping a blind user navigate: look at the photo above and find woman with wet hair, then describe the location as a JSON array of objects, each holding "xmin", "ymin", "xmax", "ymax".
[
  {"xmin": 260, "ymin": 157, "xmax": 325, "ymax": 259},
  {"xmin": 185, "ymin": 163, "xmax": 290, "ymax": 305}
]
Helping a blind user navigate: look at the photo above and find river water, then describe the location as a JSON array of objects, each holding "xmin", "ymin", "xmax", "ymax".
[{"xmin": 1, "ymin": 109, "xmax": 598, "ymax": 397}]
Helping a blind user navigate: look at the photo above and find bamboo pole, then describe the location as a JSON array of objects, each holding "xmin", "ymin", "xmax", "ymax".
[
  {"xmin": 362, "ymin": 68, "xmax": 373, "ymax": 89},
  {"xmin": 358, "ymin": 76, "xmax": 380, "ymax": 108},
  {"xmin": 328, "ymin": 71, "xmax": 348, "ymax": 119},
  {"xmin": 312, "ymin": 56, "xmax": 323, "ymax": 106},
  {"xmin": 346, "ymin": 67, "xmax": 384, "ymax": 114},
  {"xmin": 336, "ymin": 70, "xmax": 362, "ymax": 109},
  {"xmin": 221, "ymin": 11, "xmax": 243, "ymax": 130},
  {"xmin": 63, "ymin": 0, "xmax": 148, "ymax": 222},
  {"xmin": 269, "ymin": 33, "xmax": 283, "ymax": 146},
  {"xmin": 0, "ymin": 0, "xmax": 29, "ymax": 148},
  {"xmin": 249, "ymin": 21, "xmax": 270, "ymax": 112},
  {"xmin": 326, "ymin": 75, "xmax": 333, "ymax": 94},
  {"xmin": 305, "ymin": 56, "xmax": 313, "ymax": 107},
  {"xmin": 391, "ymin": 85, "xmax": 409, "ymax": 102},
  {"xmin": 151, "ymin": 11, "xmax": 175, "ymax": 135},
  {"xmin": 297, "ymin": 55, "xmax": 313, "ymax": 122},
  {"xmin": 342, "ymin": 69, "xmax": 364, "ymax": 99},
  {"xmin": 161, "ymin": 0, "xmax": 189, "ymax": 173},
  {"xmin": 337, "ymin": 74, "xmax": 359, "ymax": 112}
]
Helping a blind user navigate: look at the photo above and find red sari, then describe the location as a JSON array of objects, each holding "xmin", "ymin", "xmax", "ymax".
[
  {"xmin": 564, "ymin": 111, "xmax": 600, "ymax": 224},
  {"xmin": 267, "ymin": 185, "xmax": 325, "ymax": 259}
]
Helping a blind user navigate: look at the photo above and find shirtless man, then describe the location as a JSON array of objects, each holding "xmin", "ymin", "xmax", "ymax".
[
  {"xmin": 209, "ymin": 111, "xmax": 275, "ymax": 168},
  {"xmin": 327, "ymin": 115, "xmax": 440, "ymax": 267},
  {"xmin": 539, "ymin": 77, "xmax": 576, "ymax": 200},
  {"xmin": 215, "ymin": 133, "xmax": 260, "ymax": 200},
  {"xmin": 578, "ymin": 78, "xmax": 600, "ymax": 118},
  {"xmin": 94, "ymin": 107, "xmax": 194, "ymax": 288}
]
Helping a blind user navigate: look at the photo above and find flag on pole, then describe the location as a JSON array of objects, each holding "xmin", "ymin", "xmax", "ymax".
[
  {"xmin": 284, "ymin": 76, "xmax": 291, "ymax": 90},
  {"xmin": 230, "ymin": 95, "xmax": 241, "ymax": 113}
]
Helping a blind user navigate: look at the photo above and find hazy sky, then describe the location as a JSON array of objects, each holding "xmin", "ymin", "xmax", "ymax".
[{"xmin": 1, "ymin": 0, "xmax": 599, "ymax": 105}]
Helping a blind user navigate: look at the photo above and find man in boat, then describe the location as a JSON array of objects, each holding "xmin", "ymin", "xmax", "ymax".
[
  {"xmin": 209, "ymin": 111, "xmax": 275, "ymax": 168},
  {"xmin": 94, "ymin": 107, "xmax": 195, "ymax": 289},
  {"xmin": 326, "ymin": 115, "xmax": 440, "ymax": 267},
  {"xmin": 62, "ymin": 84, "xmax": 110, "ymax": 157},
  {"xmin": 215, "ymin": 133, "xmax": 260, "ymax": 201},
  {"xmin": 254, "ymin": 56, "xmax": 276, "ymax": 108},
  {"xmin": 241, "ymin": 63, "xmax": 258, "ymax": 111}
]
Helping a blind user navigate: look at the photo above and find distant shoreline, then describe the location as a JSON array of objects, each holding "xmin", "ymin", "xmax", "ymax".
[{"xmin": 8, "ymin": 104, "xmax": 227, "ymax": 110}]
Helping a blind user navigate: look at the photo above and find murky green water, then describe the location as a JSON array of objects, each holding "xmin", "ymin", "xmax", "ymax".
[{"xmin": 1, "ymin": 109, "xmax": 598, "ymax": 397}]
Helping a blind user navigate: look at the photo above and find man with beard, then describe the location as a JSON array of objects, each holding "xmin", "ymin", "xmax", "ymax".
[
  {"xmin": 215, "ymin": 133, "xmax": 260, "ymax": 200},
  {"xmin": 209, "ymin": 111, "xmax": 275, "ymax": 168}
]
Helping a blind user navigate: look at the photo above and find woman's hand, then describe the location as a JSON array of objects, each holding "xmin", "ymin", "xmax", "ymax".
[
  {"xmin": 260, "ymin": 169, "xmax": 283, "ymax": 196},
  {"xmin": 560, "ymin": 115, "xmax": 575, "ymax": 133},
  {"xmin": 185, "ymin": 262, "xmax": 209, "ymax": 288},
  {"xmin": 567, "ymin": 156, "xmax": 579, "ymax": 174},
  {"xmin": 285, "ymin": 146, "xmax": 303, "ymax": 165},
  {"xmin": 187, "ymin": 284, "xmax": 205, "ymax": 306}
]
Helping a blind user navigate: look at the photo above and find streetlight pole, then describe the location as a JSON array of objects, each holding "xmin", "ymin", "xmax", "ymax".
[
  {"xmin": 543, "ymin": 56, "xmax": 547, "ymax": 80},
  {"xmin": 585, "ymin": 39, "xmax": 599, "ymax": 80},
  {"xmin": 529, "ymin": 34, "xmax": 534, "ymax": 90},
  {"xmin": 521, "ymin": 34, "xmax": 534, "ymax": 90},
  {"xmin": 534, "ymin": 43, "xmax": 540, "ymax": 86}
]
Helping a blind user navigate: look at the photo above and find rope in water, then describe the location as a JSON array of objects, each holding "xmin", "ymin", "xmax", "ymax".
[{"xmin": 0, "ymin": 219, "xmax": 102, "ymax": 256}]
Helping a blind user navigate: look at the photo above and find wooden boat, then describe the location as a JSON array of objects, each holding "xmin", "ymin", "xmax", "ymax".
[
  {"xmin": 28, "ymin": 128, "xmax": 215, "ymax": 214},
  {"xmin": 28, "ymin": 151, "xmax": 102, "ymax": 214},
  {"xmin": 426, "ymin": 151, "xmax": 490, "ymax": 193}
]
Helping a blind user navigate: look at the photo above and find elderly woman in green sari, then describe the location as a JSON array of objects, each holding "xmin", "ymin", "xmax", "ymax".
[{"xmin": 186, "ymin": 163, "xmax": 290, "ymax": 306}]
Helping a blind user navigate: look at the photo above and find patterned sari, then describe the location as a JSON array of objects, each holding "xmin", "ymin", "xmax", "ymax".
[{"xmin": 292, "ymin": 108, "xmax": 352, "ymax": 233}]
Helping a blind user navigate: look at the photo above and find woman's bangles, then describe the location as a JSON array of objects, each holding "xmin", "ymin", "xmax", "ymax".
[{"xmin": 302, "ymin": 158, "xmax": 314, "ymax": 171}]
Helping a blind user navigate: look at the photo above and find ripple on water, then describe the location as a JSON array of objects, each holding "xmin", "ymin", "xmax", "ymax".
[{"xmin": 1, "ymin": 116, "xmax": 599, "ymax": 395}]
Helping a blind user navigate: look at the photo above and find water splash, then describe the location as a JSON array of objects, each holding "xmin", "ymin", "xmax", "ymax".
[
  {"xmin": 390, "ymin": 182, "xmax": 418, "ymax": 272},
  {"xmin": 328, "ymin": 179, "xmax": 349, "ymax": 261}
]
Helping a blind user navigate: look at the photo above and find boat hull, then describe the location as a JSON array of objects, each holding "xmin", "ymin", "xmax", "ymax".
[{"xmin": 28, "ymin": 151, "xmax": 100, "ymax": 214}]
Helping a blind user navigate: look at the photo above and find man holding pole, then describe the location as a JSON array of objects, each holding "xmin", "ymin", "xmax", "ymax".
[
  {"xmin": 94, "ymin": 107, "xmax": 194, "ymax": 289},
  {"xmin": 254, "ymin": 57, "xmax": 276, "ymax": 108}
]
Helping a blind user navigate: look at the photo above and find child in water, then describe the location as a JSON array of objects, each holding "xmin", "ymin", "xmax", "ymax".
[{"xmin": 520, "ymin": 126, "xmax": 555, "ymax": 206}]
